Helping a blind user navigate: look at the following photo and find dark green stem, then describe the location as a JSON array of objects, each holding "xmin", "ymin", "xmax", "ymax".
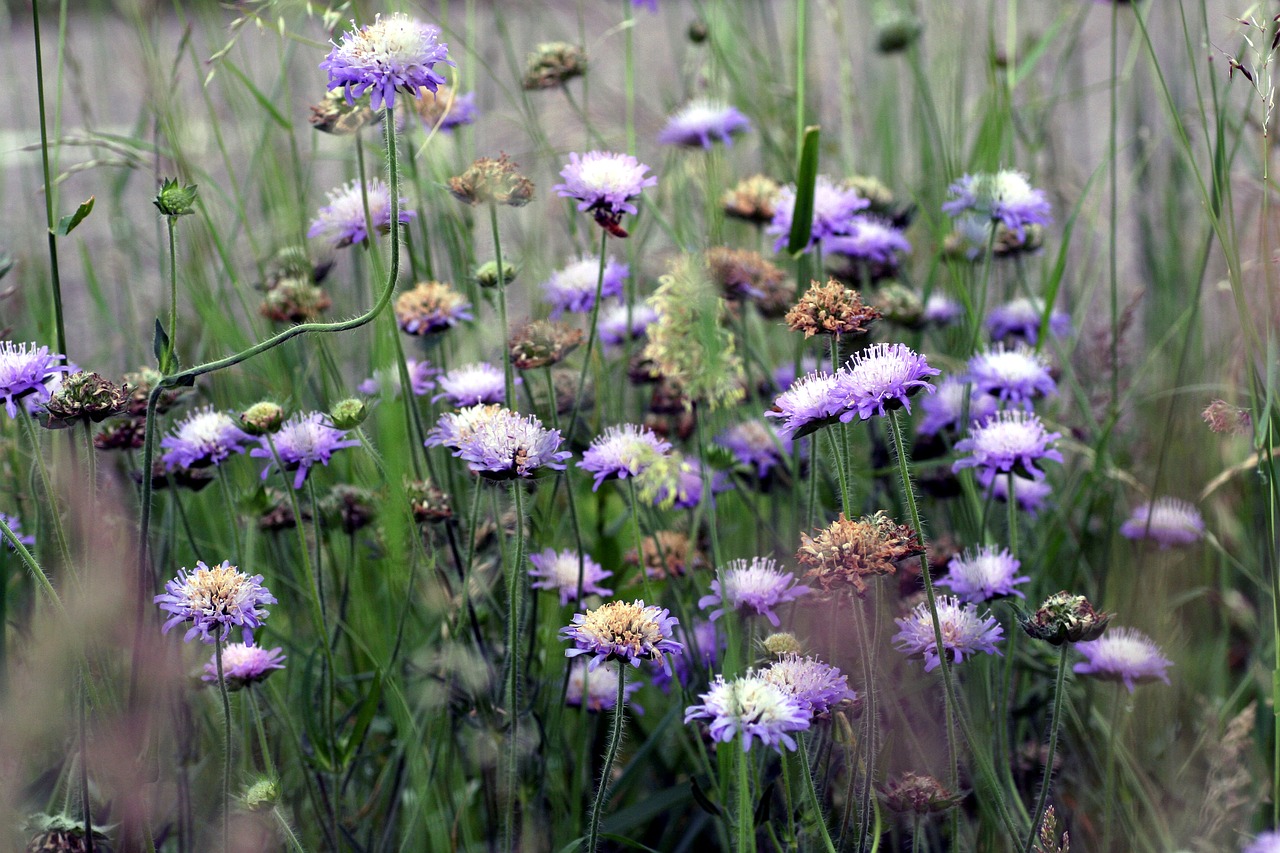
[
  {"xmin": 216, "ymin": 638, "xmax": 231, "ymax": 853},
  {"xmin": 32, "ymin": 0, "xmax": 67, "ymax": 356},
  {"xmin": 736, "ymin": 745, "xmax": 756, "ymax": 853},
  {"xmin": 1023, "ymin": 645, "xmax": 1070, "ymax": 853},
  {"xmin": 798, "ymin": 734, "xmax": 837, "ymax": 853},
  {"xmin": 489, "ymin": 202, "xmax": 517, "ymax": 409},
  {"xmin": 506, "ymin": 482, "xmax": 528, "ymax": 853},
  {"xmin": 585, "ymin": 665, "xmax": 627, "ymax": 852}
]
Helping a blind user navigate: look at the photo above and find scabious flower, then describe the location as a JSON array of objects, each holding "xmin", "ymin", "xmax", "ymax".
[
  {"xmin": 321, "ymin": 13, "xmax": 453, "ymax": 111},
  {"xmin": 561, "ymin": 599, "xmax": 683, "ymax": 670},
  {"xmin": 202, "ymin": 642, "xmax": 286, "ymax": 689},
  {"xmin": 938, "ymin": 546, "xmax": 1028, "ymax": 602},
  {"xmin": 831, "ymin": 343, "xmax": 939, "ymax": 421},
  {"xmin": 249, "ymin": 412, "xmax": 360, "ymax": 489},
  {"xmin": 0, "ymin": 342, "xmax": 73, "ymax": 418},
  {"xmin": 453, "ymin": 409, "xmax": 570, "ymax": 480},
  {"xmin": 433, "ymin": 362, "xmax": 514, "ymax": 407},
  {"xmin": 522, "ymin": 41, "xmax": 587, "ymax": 90},
  {"xmin": 657, "ymin": 99, "xmax": 751, "ymax": 148},
  {"xmin": 600, "ymin": 301, "xmax": 659, "ymax": 347},
  {"xmin": 1119, "ymin": 497, "xmax": 1205, "ymax": 549},
  {"xmin": 160, "ymin": 407, "xmax": 254, "ymax": 470},
  {"xmin": 785, "ymin": 279, "xmax": 881, "ymax": 339},
  {"xmin": 0, "ymin": 513, "xmax": 34, "ymax": 552},
  {"xmin": 766, "ymin": 175, "xmax": 869, "ymax": 253},
  {"xmin": 554, "ymin": 151, "xmax": 657, "ymax": 236},
  {"xmin": 542, "ymin": 255, "xmax": 628, "ymax": 316},
  {"xmin": 510, "ymin": 320, "xmax": 584, "ymax": 370},
  {"xmin": 699, "ymin": 557, "xmax": 811, "ymax": 627},
  {"xmin": 685, "ymin": 673, "xmax": 811, "ymax": 752},
  {"xmin": 394, "ymin": 281, "xmax": 473, "ymax": 335},
  {"xmin": 1073, "ymin": 627, "xmax": 1172, "ymax": 692},
  {"xmin": 409, "ymin": 85, "xmax": 476, "ymax": 131},
  {"xmin": 308, "ymin": 179, "xmax": 415, "ymax": 249},
  {"xmin": 653, "ymin": 620, "xmax": 721, "ymax": 691},
  {"xmin": 1020, "ymin": 591, "xmax": 1112, "ymax": 645},
  {"xmin": 637, "ymin": 454, "xmax": 725, "ymax": 510},
  {"xmin": 966, "ymin": 344, "xmax": 1056, "ymax": 407},
  {"xmin": 986, "ymin": 297, "xmax": 1071, "ymax": 344},
  {"xmin": 761, "ymin": 654, "xmax": 856, "ymax": 715},
  {"xmin": 566, "ymin": 659, "xmax": 644, "ymax": 712},
  {"xmin": 722, "ymin": 174, "xmax": 781, "ymax": 225},
  {"xmin": 984, "ymin": 469, "xmax": 1054, "ymax": 516},
  {"xmin": 578, "ymin": 423, "xmax": 672, "ymax": 490},
  {"xmin": 943, "ymin": 170, "xmax": 1051, "ymax": 240},
  {"xmin": 953, "ymin": 410, "xmax": 1064, "ymax": 481},
  {"xmin": 358, "ymin": 359, "xmax": 437, "ymax": 397},
  {"xmin": 155, "ymin": 559, "xmax": 276, "ymax": 644},
  {"xmin": 766, "ymin": 369, "xmax": 842, "ymax": 439},
  {"xmin": 797, "ymin": 511, "xmax": 923, "ymax": 595},
  {"xmin": 425, "ymin": 403, "xmax": 504, "ymax": 450},
  {"xmin": 529, "ymin": 549, "xmax": 613, "ymax": 605},
  {"xmin": 717, "ymin": 420, "xmax": 792, "ymax": 479},
  {"xmin": 893, "ymin": 595, "xmax": 1004, "ymax": 671},
  {"xmin": 923, "ymin": 293, "xmax": 964, "ymax": 326},
  {"xmin": 915, "ymin": 376, "xmax": 999, "ymax": 438},
  {"xmin": 823, "ymin": 216, "xmax": 911, "ymax": 266}
]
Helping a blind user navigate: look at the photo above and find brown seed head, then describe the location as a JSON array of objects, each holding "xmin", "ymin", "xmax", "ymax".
[
  {"xmin": 522, "ymin": 42, "xmax": 587, "ymax": 90},
  {"xmin": 1019, "ymin": 591, "xmax": 1112, "ymax": 646},
  {"xmin": 722, "ymin": 174, "xmax": 781, "ymax": 224},
  {"xmin": 625, "ymin": 529, "xmax": 706, "ymax": 580},
  {"xmin": 394, "ymin": 281, "xmax": 469, "ymax": 336},
  {"xmin": 260, "ymin": 277, "xmax": 332, "ymax": 324},
  {"xmin": 448, "ymin": 154, "xmax": 534, "ymax": 207},
  {"xmin": 510, "ymin": 320, "xmax": 584, "ymax": 370},
  {"xmin": 706, "ymin": 246, "xmax": 788, "ymax": 304},
  {"xmin": 94, "ymin": 417, "xmax": 147, "ymax": 451},
  {"xmin": 41, "ymin": 371, "xmax": 129, "ymax": 428},
  {"xmin": 880, "ymin": 772, "xmax": 963, "ymax": 816},
  {"xmin": 407, "ymin": 479, "xmax": 453, "ymax": 524},
  {"xmin": 1202, "ymin": 399, "xmax": 1252, "ymax": 436},
  {"xmin": 785, "ymin": 279, "xmax": 881, "ymax": 339},
  {"xmin": 796, "ymin": 511, "xmax": 923, "ymax": 596},
  {"xmin": 309, "ymin": 89, "xmax": 377, "ymax": 135}
]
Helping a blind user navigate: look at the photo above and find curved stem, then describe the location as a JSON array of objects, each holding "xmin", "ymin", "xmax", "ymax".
[
  {"xmin": 1023, "ymin": 644, "xmax": 1070, "ymax": 853},
  {"xmin": 586, "ymin": 665, "xmax": 627, "ymax": 853}
]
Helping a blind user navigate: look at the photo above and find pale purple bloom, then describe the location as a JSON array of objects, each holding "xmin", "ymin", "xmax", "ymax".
[
  {"xmin": 454, "ymin": 409, "xmax": 570, "ymax": 479},
  {"xmin": 321, "ymin": 13, "xmax": 453, "ymax": 112},
  {"xmin": 685, "ymin": 673, "xmax": 811, "ymax": 752},
  {"xmin": 938, "ymin": 545, "xmax": 1029, "ymax": 602},
  {"xmin": 155, "ymin": 559, "xmax": 276, "ymax": 645},
  {"xmin": 653, "ymin": 620, "xmax": 721, "ymax": 692},
  {"xmin": 698, "ymin": 557, "xmax": 811, "ymax": 628},
  {"xmin": 554, "ymin": 151, "xmax": 657, "ymax": 234},
  {"xmin": 1073, "ymin": 627, "xmax": 1172, "ymax": 692},
  {"xmin": 358, "ymin": 359, "xmax": 437, "ymax": 397},
  {"xmin": 0, "ymin": 342, "xmax": 73, "ymax": 418},
  {"xmin": 433, "ymin": 362, "xmax": 514, "ymax": 407},
  {"xmin": 953, "ymin": 410, "xmax": 1063, "ymax": 481},
  {"xmin": 767, "ymin": 175, "xmax": 869, "ymax": 253},
  {"xmin": 982, "ymin": 468, "xmax": 1054, "ymax": 516},
  {"xmin": 831, "ymin": 343, "xmax": 939, "ymax": 421},
  {"xmin": 986, "ymin": 297, "xmax": 1071, "ymax": 345},
  {"xmin": 772, "ymin": 356, "xmax": 822, "ymax": 393},
  {"xmin": 823, "ymin": 216, "xmax": 911, "ymax": 266},
  {"xmin": 943, "ymin": 170, "xmax": 1051, "ymax": 240},
  {"xmin": 425, "ymin": 404, "xmax": 504, "ymax": 450},
  {"xmin": 966, "ymin": 344, "xmax": 1056, "ymax": 407},
  {"xmin": 308, "ymin": 178, "xmax": 415, "ymax": 249},
  {"xmin": 250, "ymin": 412, "xmax": 360, "ymax": 489},
  {"xmin": 561, "ymin": 599, "xmax": 683, "ymax": 670},
  {"xmin": 647, "ymin": 457, "xmax": 721, "ymax": 510},
  {"xmin": 717, "ymin": 420, "xmax": 792, "ymax": 478},
  {"xmin": 542, "ymin": 255, "xmax": 628, "ymax": 316},
  {"xmin": 632, "ymin": 0, "xmax": 659, "ymax": 10},
  {"xmin": 1119, "ymin": 498, "xmax": 1205, "ymax": 549},
  {"xmin": 566, "ymin": 659, "xmax": 644, "ymax": 713},
  {"xmin": 578, "ymin": 423, "xmax": 672, "ymax": 490},
  {"xmin": 762, "ymin": 654, "xmax": 856, "ymax": 715},
  {"xmin": 202, "ymin": 642, "xmax": 286, "ymax": 688},
  {"xmin": 765, "ymin": 369, "xmax": 842, "ymax": 439},
  {"xmin": 0, "ymin": 513, "xmax": 34, "ymax": 552},
  {"xmin": 436, "ymin": 91, "xmax": 477, "ymax": 130},
  {"xmin": 916, "ymin": 376, "xmax": 999, "ymax": 437},
  {"xmin": 1242, "ymin": 832, "xmax": 1280, "ymax": 853},
  {"xmin": 923, "ymin": 293, "xmax": 964, "ymax": 326},
  {"xmin": 657, "ymin": 99, "xmax": 752, "ymax": 149},
  {"xmin": 160, "ymin": 407, "xmax": 253, "ymax": 469},
  {"xmin": 529, "ymin": 548, "xmax": 613, "ymax": 605},
  {"xmin": 893, "ymin": 595, "xmax": 1004, "ymax": 671},
  {"xmin": 599, "ymin": 301, "xmax": 659, "ymax": 347}
]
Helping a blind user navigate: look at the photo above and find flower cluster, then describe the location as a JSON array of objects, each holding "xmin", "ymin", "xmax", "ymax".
[
  {"xmin": 892, "ymin": 595, "xmax": 1004, "ymax": 671},
  {"xmin": 684, "ymin": 673, "xmax": 811, "ymax": 753},
  {"xmin": 952, "ymin": 410, "xmax": 1063, "ymax": 482},
  {"xmin": 767, "ymin": 175, "xmax": 870, "ymax": 253},
  {"xmin": 797, "ymin": 511, "xmax": 922, "ymax": 595},
  {"xmin": 308, "ymin": 178, "xmax": 415, "ymax": 249},
  {"xmin": 202, "ymin": 642, "xmax": 286, "ymax": 689},
  {"xmin": 160, "ymin": 407, "xmax": 253, "ymax": 470},
  {"xmin": 249, "ymin": 412, "xmax": 360, "ymax": 489},
  {"xmin": 943, "ymin": 170, "xmax": 1051, "ymax": 240},
  {"xmin": 1073, "ymin": 627, "xmax": 1172, "ymax": 692},
  {"xmin": 657, "ymin": 99, "xmax": 751, "ymax": 149},
  {"xmin": 394, "ymin": 281, "xmax": 473, "ymax": 336},
  {"xmin": 566, "ymin": 659, "xmax": 644, "ymax": 713},
  {"xmin": 561, "ymin": 599, "xmax": 683, "ymax": 670},
  {"xmin": 698, "ymin": 557, "xmax": 811, "ymax": 627},
  {"xmin": 760, "ymin": 654, "xmax": 855, "ymax": 715},
  {"xmin": 155, "ymin": 560, "xmax": 276, "ymax": 644},
  {"xmin": 578, "ymin": 423, "xmax": 672, "ymax": 490},
  {"xmin": 529, "ymin": 549, "xmax": 613, "ymax": 605},
  {"xmin": 554, "ymin": 151, "xmax": 657, "ymax": 236},
  {"xmin": 937, "ymin": 545, "xmax": 1028, "ymax": 602},
  {"xmin": 0, "ymin": 342, "xmax": 73, "ymax": 418},
  {"xmin": 321, "ymin": 13, "xmax": 453, "ymax": 111},
  {"xmin": 433, "ymin": 363, "xmax": 514, "ymax": 407},
  {"xmin": 542, "ymin": 255, "xmax": 628, "ymax": 316},
  {"xmin": 1119, "ymin": 497, "xmax": 1205, "ymax": 549},
  {"xmin": 452, "ymin": 409, "xmax": 570, "ymax": 480}
]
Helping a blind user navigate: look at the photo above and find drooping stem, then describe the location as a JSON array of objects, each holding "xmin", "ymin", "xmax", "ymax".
[
  {"xmin": 586, "ymin": 664, "xmax": 627, "ymax": 853},
  {"xmin": 216, "ymin": 638, "xmax": 232, "ymax": 853},
  {"xmin": 1023, "ymin": 644, "xmax": 1070, "ymax": 853}
]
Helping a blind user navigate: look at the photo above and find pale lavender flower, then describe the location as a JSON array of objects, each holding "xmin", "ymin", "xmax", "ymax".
[
  {"xmin": 529, "ymin": 548, "xmax": 613, "ymax": 605},
  {"xmin": 982, "ymin": 468, "xmax": 1054, "ymax": 516},
  {"xmin": 155, "ymin": 559, "xmax": 276, "ymax": 644},
  {"xmin": 358, "ymin": 359, "xmax": 437, "ymax": 397},
  {"xmin": 554, "ymin": 151, "xmax": 657, "ymax": 235},
  {"xmin": 566, "ymin": 659, "xmax": 644, "ymax": 713},
  {"xmin": 653, "ymin": 620, "xmax": 721, "ymax": 692},
  {"xmin": 698, "ymin": 557, "xmax": 811, "ymax": 628},
  {"xmin": 831, "ymin": 343, "xmax": 939, "ymax": 421},
  {"xmin": 0, "ymin": 342, "xmax": 73, "ymax": 418},
  {"xmin": 1242, "ymin": 832, "xmax": 1280, "ymax": 853},
  {"xmin": 249, "ymin": 412, "xmax": 360, "ymax": 489},
  {"xmin": 657, "ymin": 99, "xmax": 752, "ymax": 149},
  {"xmin": 308, "ymin": 178, "xmax": 415, "ymax": 249},
  {"xmin": 717, "ymin": 420, "xmax": 792, "ymax": 478},
  {"xmin": 762, "ymin": 653, "xmax": 856, "ymax": 715},
  {"xmin": 600, "ymin": 301, "xmax": 659, "ymax": 347},
  {"xmin": 433, "ymin": 362, "xmax": 514, "ymax": 407},
  {"xmin": 953, "ymin": 410, "xmax": 1063, "ymax": 481},
  {"xmin": 578, "ymin": 423, "xmax": 672, "ymax": 490},
  {"xmin": 938, "ymin": 545, "xmax": 1029, "ymax": 602},
  {"xmin": 432, "ymin": 90, "xmax": 476, "ymax": 130},
  {"xmin": 923, "ymin": 293, "xmax": 964, "ymax": 326},
  {"xmin": 425, "ymin": 404, "xmax": 504, "ymax": 450},
  {"xmin": 202, "ymin": 642, "xmax": 286, "ymax": 688},
  {"xmin": 893, "ymin": 595, "xmax": 1004, "ymax": 671},
  {"xmin": 771, "ymin": 356, "xmax": 822, "ymax": 393},
  {"xmin": 542, "ymin": 255, "xmax": 628, "ymax": 316},
  {"xmin": 0, "ymin": 513, "xmax": 34, "ymax": 552},
  {"xmin": 1073, "ymin": 626, "xmax": 1172, "ymax": 692},
  {"xmin": 561, "ymin": 599, "xmax": 683, "ymax": 670},
  {"xmin": 685, "ymin": 673, "xmax": 811, "ymax": 752},
  {"xmin": 916, "ymin": 376, "xmax": 999, "ymax": 437},
  {"xmin": 453, "ymin": 409, "xmax": 570, "ymax": 479},
  {"xmin": 986, "ymin": 297, "xmax": 1071, "ymax": 344},
  {"xmin": 943, "ymin": 170, "xmax": 1051, "ymax": 240},
  {"xmin": 1119, "ymin": 498, "xmax": 1205, "ymax": 549},
  {"xmin": 767, "ymin": 175, "xmax": 869, "ymax": 253},
  {"xmin": 321, "ymin": 13, "xmax": 454, "ymax": 112},
  {"xmin": 765, "ymin": 369, "xmax": 842, "ymax": 439},
  {"xmin": 823, "ymin": 215, "xmax": 911, "ymax": 266},
  {"xmin": 632, "ymin": 0, "xmax": 659, "ymax": 10},
  {"xmin": 966, "ymin": 344, "xmax": 1056, "ymax": 407},
  {"xmin": 160, "ymin": 407, "xmax": 254, "ymax": 469}
]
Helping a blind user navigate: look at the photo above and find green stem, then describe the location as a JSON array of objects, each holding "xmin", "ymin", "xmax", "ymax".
[
  {"xmin": 1101, "ymin": 683, "xmax": 1124, "ymax": 852},
  {"xmin": 1023, "ymin": 645, "xmax": 1070, "ymax": 853},
  {"xmin": 78, "ymin": 675, "xmax": 93, "ymax": 853},
  {"xmin": 736, "ymin": 745, "xmax": 756, "ymax": 853},
  {"xmin": 798, "ymin": 734, "xmax": 837, "ymax": 853},
  {"xmin": 21, "ymin": 414, "xmax": 71, "ymax": 570},
  {"xmin": 32, "ymin": 0, "xmax": 67, "ymax": 356},
  {"xmin": 505, "ymin": 482, "xmax": 528, "ymax": 853},
  {"xmin": 585, "ymin": 665, "xmax": 627, "ymax": 853},
  {"xmin": 0, "ymin": 514, "xmax": 64, "ymax": 617},
  {"xmin": 216, "ymin": 638, "xmax": 232, "ymax": 853},
  {"xmin": 165, "ymin": 216, "xmax": 179, "ymax": 372},
  {"xmin": 217, "ymin": 471, "xmax": 243, "ymax": 567},
  {"xmin": 566, "ymin": 230, "xmax": 611, "ymax": 442},
  {"xmin": 489, "ymin": 201, "xmax": 517, "ymax": 409}
]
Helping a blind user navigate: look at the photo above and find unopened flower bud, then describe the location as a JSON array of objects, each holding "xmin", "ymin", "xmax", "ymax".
[
  {"xmin": 154, "ymin": 177, "xmax": 199, "ymax": 217},
  {"xmin": 875, "ymin": 10, "xmax": 923, "ymax": 53},
  {"xmin": 762, "ymin": 632, "xmax": 804, "ymax": 657},
  {"xmin": 243, "ymin": 778, "xmax": 280, "ymax": 811},
  {"xmin": 475, "ymin": 259, "xmax": 520, "ymax": 289},
  {"xmin": 329, "ymin": 398, "xmax": 367, "ymax": 430},
  {"xmin": 240, "ymin": 402, "xmax": 285, "ymax": 436}
]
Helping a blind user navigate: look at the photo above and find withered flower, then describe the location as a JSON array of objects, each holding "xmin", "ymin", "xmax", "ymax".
[
  {"xmin": 408, "ymin": 479, "xmax": 452, "ymax": 524},
  {"xmin": 41, "ymin": 372, "xmax": 129, "ymax": 429},
  {"xmin": 522, "ymin": 42, "xmax": 587, "ymax": 90},
  {"xmin": 309, "ymin": 89, "xmax": 378, "ymax": 135},
  {"xmin": 260, "ymin": 278, "xmax": 332, "ymax": 324},
  {"xmin": 1019, "ymin": 591, "xmax": 1112, "ymax": 646},
  {"xmin": 796, "ymin": 511, "xmax": 923, "ymax": 596},
  {"xmin": 785, "ymin": 278, "xmax": 881, "ymax": 339},
  {"xmin": 706, "ymin": 246, "xmax": 788, "ymax": 303},
  {"xmin": 880, "ymin": 772, "xmax": 964, "ymax": 816},
  {"xmin": 722, "ymin": 174, "xmax": 781, "ymax": 225},
  {"xmin": 510, "ymin": 320, "xmax": 583, "ymax": 370},
  {"xmin": 625, "ymin": 529, "xmax": 707, "ymax": 580},
  {"xmin": 448, "ymin": 154, "xmax": 534, "ymax": 207}
]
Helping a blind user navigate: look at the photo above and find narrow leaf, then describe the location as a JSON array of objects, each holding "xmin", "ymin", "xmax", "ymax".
[
  {"xmin": 786, "ymin": 125, "xmax": 821, "ymax": 258},
  {"xmin": 53, "ymin": 196, "xmax": 95, "ymax": 236}
]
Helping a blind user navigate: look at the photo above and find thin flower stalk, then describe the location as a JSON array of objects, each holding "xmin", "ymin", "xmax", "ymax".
[
  {"xmin": 1023, "ymin": 645, "xmax": 1071, "ymax": 853},
  {"xmin": 490, "ymin": 201, "xmax": 517, "ymax": 408},
  {"xmin": 505, "ymin": 481, "xmax": 528, "ymax": 853},
  {"xmin": 586, "ymin": 664, "xmax": 628, "ymax": 853},
  {"xmin": 31, "ymin": 0, "xmax": 66, "ymax": 356},
  {"xmin": 797, "ymin": 734, "xmax": 838, "ymax": 853},
  {"xmin": 566, "ymin": 231, "xmax": 611, "ymax": 441},
  {"xmin": 215, "ymin": 637, "xmax": 232, "ymax": 853}
]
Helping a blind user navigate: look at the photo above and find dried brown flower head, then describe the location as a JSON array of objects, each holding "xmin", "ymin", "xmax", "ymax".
[
  {"xmin": 1202, "ymin": 399, "xmax": 1252, "ymax": 436},
  {"xmin": 510, "ymin": 320, "xmax": 583, "ymax": 370},
  {"xmin": 706, "ymin": 246, "xmax": 788, "ymax": 304},
  {"xmin": 323, "ymin": 485, "xmax": 378, "ymax": 534},
  {"xmin": 408, "ymin": 479, "xmax": 452, "ymax": 524},
  {"xmin": 870, "ymin": 281, "xmax": 924, "ymax": 328},
  {"xmin": 41, "ymin": 372, "xmax": 129, "ymax": 428},
  {"xmin": 522, "ymin": 42, "xmax": 587, "ymax": 90},
  {"xmin": 797, "ymin": 511, "xmax": 923, "ymax": 596},
  {"xmin": 1019, "ymin": 591, "xmax": 1112, "ymax": 645},
  {"xmin": 880, "ymin": 772, "xmax": 963, "ymax": 816},
  {"xmin": 625, "ymin": 530, "xmax": 706, "ymax": 581},
  {"xmin": 259, "ymin": 277, "xmax": 332, "ymax": 324},
  {"xmin": 124, "ymin": 365, "xmax": 185, "ymax": 416},
  {"xmin": 722, "ymin": 174, "xmax": 781, "ymax": 225},
  {"xmin": 448, "ymin": 154, "xmax": 535, "ymax": 207},
  {"xmin": 309, "ymin": 89, "xmax": 377, "ymax": 135},
  {"xmin": 94, "ymin": 418, "xmax": 146, "ymax": 451},
  {"xmin": 785, "ymin": 279, "xmax": 881, "ymax": 339}
]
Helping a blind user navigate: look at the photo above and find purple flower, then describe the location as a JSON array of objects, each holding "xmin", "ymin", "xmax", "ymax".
[
  {"xmin": 202, "ymin": 642, "xmax": 286, "ymax": 689},
  {"xmin": 986, "ymin": 297, "xmax": 1071, "ymax": 344},
  {"xmin": 321, "ymin": 13, "xmax": 454, "ymax": 112},
  {"xmin": 433, "ymin": 362, "xmax": 514, "ymax": 407},
  {"xmin": 923, "ymin": 293, "xmax": 964, "ymax": 326},
  {"xmin": 0, "ymin": 342, "xmax": 73, "ymax": 418},
  {"xmin": 698, "ymin": 557, "xmax": 811, "ymax": 628},
  {"xmin": 1243, "ymin": 832, "xmax": 1280, "ymax": 853},
  {"xmin": 250, "ymin": 412, "xmax": 360, "ymax": 489},
  {"xmin": 938, "ymin": 546, "xmax": 1029, "ymax": 602},
  {"xmin": 160, "ymin": 407, "xmax": 254, "ymax": 470},
  {"xmin": 0, "ymin": 513, "xmax": 34, "ymax": 552},
  {"xmin": 1073, "ymin": 626, "xmax": 1172, "ymax": 692},
  {"xmin": 953, "ymin": 410, "xmax": 1064, "ymax": 481},
  {"xmin": 542, "ymin": 255, "xmax": 628, "ymax": 316},
  {"xmin": 766, "ymin": 175, "xmax": 869, "ymax": 253},
  {"xmin": 578, "ymin": 423, "xmax": 672, "ymax": 490},
  {"xmin": 1119, "ymin": 497, "xmax": 1205, "ymax": 549},
  {"xmin": 632, "ymin": 0, "xmax": 659, "ymax": 10},
  {"xmin": 425, "ymin": 404, "xmax": 505, "ymax": 450},
  {"xmin": 982, "ymin": 468, "xmax": 1053, "ymax": 516},
  {"xmin": 529, "ymin": 548, "xmax": 613, "ymax": 605},
  {"xmin": 916, "ymin": 376, "xmax": 999, "ymax": 437},
  {"xmin": 831, "ymin": 343, "xmax": 939, "ymax": 421},
  {"xmin": 652, "ymin": 620, "xmax": 721, "ymax": 692},
  {"xmin": 358, "ymin": 359, "xmax": 437, "ymax": 397},
  {"xmin": 600, "ymin": 301, "xmax": 659, "ymax": 347},
  {"xmin": 966, "ymin": 344, "xmax": 1056, "ymax": 407},
  {"xmin": 561, "ymin": 599, "xmax": 683, "ymax": 670},
  {"xmin": 685, "ymin": 673, "xmax": 811, "ymax": 752},
  {"xmin": 762, "ymin": 654, "xmax": 856, "ymax": 715},
  {"xmin": 453, "ymin": 409, "xmax": 570, "ymax": 479},
  {"xmin": 943, "ymin": 170, "xmax": 1051, "ymax": 240},
  {"xmin": 771, "ymin": 356, "xmax": 822, "ymax": 393},
  {"xmin": 892, "ymin": 595, "xmax": 1004, "ymax": 671},
  {"xmin": 657, "ymin": 99, "xmax": 752, "ymax": 149},
  {"xmin": 717, "ymin": 420, "xmax": 792, "ymax": 478},
  {"xmin": 765, "ymin": 369, "xmax": 842, "ymax": 439},
  {"xmin": 823, "ymin": 216, "xmax": 911, "ymax": 266},
  {"xmin": 395, "ymin": 281, "xmax": 474, "ymax": 336},
  {"xmin": 554, "ymin": 151, "xmax": 657, "ymax": 235},
  {"xmin": 566, "ymin": 659, "xmax": 644, "ymax": 713},
  {"xmin": 155, "ymin": 559, "xmax": 276, "ymax": 644},
  {"xmin": 308, "ymin": 178, "xmax": 416, "ymax": 249}
]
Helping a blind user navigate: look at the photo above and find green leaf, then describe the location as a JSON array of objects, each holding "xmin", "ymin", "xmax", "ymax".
[
  {"xmin": 338, "ymin": 669, "xmax": 384, "ymax": 769},
  {"xmin": 152, "ymin": 319, "xmax": 171, "ymax": 368},
  {"xmin": 53, "ymin": 196, "xmax": 95, "ymax": 236},
  {"xmin": 786, "ymin": 126, "xmax": 821, "ymax": 258},
  {"xmin": 690, "ymin": 776, "xmax": 724, "ymax": 818}
]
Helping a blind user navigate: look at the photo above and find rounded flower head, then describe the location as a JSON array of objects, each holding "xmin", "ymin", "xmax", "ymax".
[
  {"xmin": 923, "ymin": 293, "xmax": 964, "ymax": 326},
  {"xmin": 308, "ymin": 178, "xmax": 415, "ymax": 249},
  {"xmin": 578, "ymin": 423, "xmax": 672, "ymax": 490},
  {"xmin": 684, "ymin": 673, "xmax": 811, "ymax": 752},
  {"xmin": 160, "ymin": 407, "xmax": 254, "ymax": 470},
  {"xmin": 722, "ymin": 174, "xmax": 781, "ymax": 225},
  {"xmin": 1119, "ymin": 497, "xmax": 1205, "ymax": 549},
  {"xmin": 717, "ymin": 420, "xmax": 792, "ymax": 479},
  {"xmin": 761, "ymin": 654, "xmax": 856, "ymax": 715},
  {"xmin": 1, "ymin": 513, "xmax": 34, "ymax": 552},
  {"xmin": 600, "ymin": 301, "xmax": 659, "ymax": 347},
  {"xmin": 823, "ymin": 216, "xmax": 911, "ymax": 266},
  {"xmin": 1020, "ymin": 591, "xmax": 1112, "ymax": 645},
  {"xmin": 765, "ymin": 369, "xmax": 842, "ymax": 439},
  {"xmin": 433, "ymin": 362, "xmax": 514, "ymax": 407},
  {"xmin": 0, "ymin": 342, "xmax": 73, "ymax": 418},
  {"xmin": 566, "ymin": 659, "xmax": 644, "ymax": 713},
  {"xmin": 554, "ymin": 151, "xmax": 657, "ymax": 236},
  {"xmin": 831, "ymin": 343, "xmax": 939, "ymax": 421},
  {"xmin": 797, "ymin": 511, "xmax": 923, "ymax": 595},
  {"xmin": 425, "ymin": 403, "xmax": 505, "ymax": 450},
  {"xmin": 698, "ymin": 557, "xmax": 811, "ymax": 627},
  {"xmin": 249, "ymin": 412, "xmax": 360, "ymax": 489},
  {"xmin": 657, "ymin": 99, "xmax": 752, "ymax": 149},
  {"xmin": 202, "ymin": 642, "xmax": 286, "ymax": 689},
  {"xmin": 938, "ymin": 546, "xmax": 1028, "ymax": 603},
  {"xmin": 893, "ymin": 595, "xmax": 1004, "ymax": 671},
  {"xmin": 953, "ymin": 410, "xmax": 1064, "ymax": 481},
  {"xmin": 943, "ymin": 170, "xmax": 1051, "ymax": 240},
  {"xmin": 394, "ymin": 281, "xmax": 473, "ymax": 336},
  {"xmin": 916, "ymin": 376, "xmax": 999, "ymax": 438},
  {"xmin": 966, "ymin": 344, "xmax": 1056, "ymax": 407},
  {"xmin": 1073, "ymin": 626, "xmax": 1172, "ymax": 692},
  {"xmin": 453, "ymin": 408, "xmax": 570, "ymax": 480},
  {"xmin": 321, "ymin": 13, "xmax": 454, "ymax": 112},
  {"xmin": 767, "ymin": 175, "xmax": 870, "ymax": 253},
  {"xmin": 560, "ymin": 599, "xmax": 683, "ymax": 670},
  {"xmin": 785, "ymin": 278, "xmax": 881, "ymax": 339},
  {"xmin": 542, "ymin": 255, "xmax": 628, "ymax": 316},
  {"xmin": 155, "ymin": 559, "xmax": 276, "ymax": 644},
  {"xmin": 529, "ymin": 549, "xmax": 613, "ymax": 605},
  {"xmin": 986, "ymin": 297, "xmax": 1071, "ymax": 345}
]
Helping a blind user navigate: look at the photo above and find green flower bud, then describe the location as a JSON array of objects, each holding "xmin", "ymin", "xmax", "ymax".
[{"xmin": 154, "ymin": 177, "xmax": 199, "ymax": 217}]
